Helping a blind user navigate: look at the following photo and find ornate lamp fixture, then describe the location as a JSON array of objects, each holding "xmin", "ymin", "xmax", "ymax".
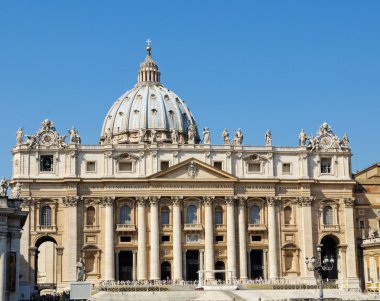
[{"xmin": 305, "ymin": 246, "xmax": 335, "ymax": 301}]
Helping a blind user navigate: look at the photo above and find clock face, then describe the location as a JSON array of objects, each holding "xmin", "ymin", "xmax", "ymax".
[
  {"xmin": 319, "ymin": 135, "xmax": 333, "ymax": 149},
  {"xmin": 39, "ymin": 131, "xmax": 55, "ymax": 146}
]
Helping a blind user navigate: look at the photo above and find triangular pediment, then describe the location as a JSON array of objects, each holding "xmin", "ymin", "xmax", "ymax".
[{"xmin": 148, "ymin": 158, "xmax": 237, "ymax": 180}]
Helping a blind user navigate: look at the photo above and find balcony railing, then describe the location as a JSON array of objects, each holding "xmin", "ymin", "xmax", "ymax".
[
  {"xmin": 116, "ymin": 224, "xmax": 136, "ymax": 232},
  {"xmin": 36, "ymin": 225, "xmax": 57, "ymax": 233},
  {"xmin": 247, "ymin": 224, "xmax": 267, "ymax": 231},
  {"xmin": 184, "ymin": 223, "xmax": 203, "ymax": 231},
  {"xmin": 215, "ymin": 224, "xmax": 227, "ymax": 231},
  {"xmin": 320, "ymin": 224, "xmax": 339, "ymax": 231},
  {"xmin": 161, "ymin": 224, "xmax": 173, "ymax": 231},
  {"xmin": 84, "ymin": 225, "xmax": 100, "ymax": 232},
  {"xmin": 281, "ymin": 224, "xmax": 297, "ymax": 230}
]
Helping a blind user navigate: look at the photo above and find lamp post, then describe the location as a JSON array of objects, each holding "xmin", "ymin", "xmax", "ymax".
[{"xmin": 305, "ymin": 246, "xmax": 335, "ymax": 301}]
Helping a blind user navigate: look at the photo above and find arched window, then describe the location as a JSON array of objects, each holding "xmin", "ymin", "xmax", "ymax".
[
  {"xmin": 323, "ymin": 206, "xmax": 333, "ymax": 225},
  {"xmin": 120, "ymin": 205, "xmax": 131, "ymax": 224},
  {"xmin": 86, "ymin": 206, "xmax": 95, "ymax": 226},
  {"xmin": 187, "ymin": 205, "xmax": 197, "ymax": 224},
  {"xmin": 215, "ymin": 206, "xmax": 223, "ymax": 225},
  {"xmin": 40, "ymin": 205, "xmax": 52, "ymax": 226},
  {"xmin": 284, "ymin": 206, "xmax": 292, "ymax": 225},
  {"xmin": 161, "ymin": 206, "xmax": 170, "ymax": 225},
  {"xmin": 250, "ymin": 205, "xmax": 260, "ymax": 224}
]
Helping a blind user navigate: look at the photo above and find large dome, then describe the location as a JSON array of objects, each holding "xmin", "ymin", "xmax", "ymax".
[{"xmin": 100, "ymin": 44, "xmax": 200, "ymax": 145}]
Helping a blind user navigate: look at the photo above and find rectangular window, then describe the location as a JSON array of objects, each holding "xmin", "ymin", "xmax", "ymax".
[
  {"xmin": 40, "ymin": 155, "xmax": 54, "ymax": 172},
  {"xmin": 161, "ymin": 235, "xmax": 170, "ymax": 242},
  {"xmin": 86, "ymin": 161, "xmax": 96, "ymax": 172},
  {"xmin": 320, "ymin": 158, "xmax": 332, "ymax": 174},
  {"xmin": 252, "ymin": 235, "xmax": 262, "ymax": 242},
  {"xmin": 213, "ymin": 161, "xmax": 223, "ymax": 170},
  {"xmin": 359, "ymin": 220, "xmax": 365, "ymax": 229},
  {"xmin": 119, "ymin": 161, "xmax": 133, "ymax": 172},
  {"xmin": 282, "ymin": 163, "xmax": 291, "ymax": 174},
  {"xmin": 160, "ymin": 161, "xmax": 170, "ymax": 171},
  {"xmin": 248, "ymin": 163, "xmax": 261, "ymax": 173},
  {"xmin": 215, "ymin": 235, "xmax": 224, "ymax": 242},
  {"xmin": 120, "ymin": 236, "xmax": 131, "ymax": 243}
]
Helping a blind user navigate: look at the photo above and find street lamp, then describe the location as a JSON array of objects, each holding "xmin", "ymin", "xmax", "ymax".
[{"xmin": 305, "ymin": 246, "xmax": 335, "ymax": 301}]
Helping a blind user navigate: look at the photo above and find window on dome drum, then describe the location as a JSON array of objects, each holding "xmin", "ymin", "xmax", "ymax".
[
  {"xmin": 120, "ymin": 236, "xmax": 131, "ymax": 243},
  {"xmin": 282, "ymin": 163, "xmax": 291, "ymax": 174},
  {"xmin": 161, "ymin": 235, "xmax": 170, "ymax": 242},
  {"xmin": 161, "ymin": 206, "xmax": 170, "ymax": 225},
  {"xmin": 320, "ymin": 158, "xmax": 332, "ymax": 174},
  {"xmin": 187, "ymin": 205, "xmax": 197, "ymax": 224},
  {"xmin": 251, "ymin": 235, "xmax": 262, "ymax": 242},
  {"xmin": 358, "ymin": 220, "xmax": 365, "ymax": 229},
  {"xmin": 119, "ymin": 161, "xmax": 133, "ymax": 172},
  {"xmin": 284, "ymin": 206, "xmax": 292, "ymax": 225},
  {"xmin": 213, "ymin": 161, "xmax": 223, "ymax": 170},
  {"xmin": 120, "ymin": 205, "xmax": 131, "ymax": 224},
  {"xmin": 323, "ymin": 206, "xmax": 333, "ymax": 225},
  {"xmin": 86, "ymin": 161, "xmax": 96, "ymax": 172},
  {"xmin": 40, "ymin": 155, "xmax": 53, "ymax": 172},
  {"xmin": 214, "ymin": 206, "xmax": 223, "ymax": 225},
  {"xmin": 250, "ymin": 205, "xmax": 261, "ymax": 224},
  {"xmin": 215, "ymin": 235, "xmax": 224, "ymax": 242},
  {"xmin": 40, "ymin": 206, "xmax": 52, "ymax": 226},
  {"xmin": 86, "ymin": 206, "xmax": 95, "ymax": 226},
  {"xmin": 160, "ymin": 161, "xmax": 170, "ymax": 171},
  {"xmin": 248, "ymin": 163, "xmax": 261, "ymax": 173}
]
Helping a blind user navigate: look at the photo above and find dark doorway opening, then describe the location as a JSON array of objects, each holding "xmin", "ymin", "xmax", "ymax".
[
  {"xmin": 320, "ymin": 236, "xmax": 338, "ymax": 280},
  {"xmin": 250, "ymin": 249, "xmax": 263, "ymax": 279},
  {"xmin": 186, "ymin": 250, "xmax": 199, "ymax": 281},
  {"xmin": 215, "ymin": 261, "xmax": 225, "ymax": 281},
  {"xmin": 161, "ymin": 261, "xmax": 171, "ymax": 280},
  {"xmin": 119, "ymin": 251, "xmax": 133, "ymax": 281}
]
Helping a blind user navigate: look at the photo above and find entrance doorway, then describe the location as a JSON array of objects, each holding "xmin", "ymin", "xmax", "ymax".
[
  {"xmin": 215, "ymin": 261, "xmax": 225, "ymax": 281},
  {"xmin": 250, "ymin": 249, "xmax": 263, "ymax": 279},
  {"xmin": 119, "ymin": 251, "xmax": 133, "ymax": 281},
  {"xmin": 161, "ymin": 261, "xmax": 171, "ymax": 280},
  {"xmin": 35, "ymin": 236, "xmax": 58, "ymax": 286},
  {"xmin": 320, "ymin": 236, "xmax": 338, "ymax": 279},
  {"xmin": 186, "ymin": 250, "xmax": 199, "ymax": 281}
]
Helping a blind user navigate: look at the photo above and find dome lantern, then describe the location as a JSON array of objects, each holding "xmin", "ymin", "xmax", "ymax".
[{"xmin": 137, "ymin": 39, "xmax": 161, "ymax": 84}]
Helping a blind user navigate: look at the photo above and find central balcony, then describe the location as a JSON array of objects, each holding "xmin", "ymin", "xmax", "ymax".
[
  {"xmin": 247, "ymin": 223, "xmax": 267, "ymax": 231},
  {"xmin": 184, "ymin": 223, "xmax": 203, "ymax": 231},
  {"xmin": 116, "ymin": 224, "xmax": 136, "ymax": 232}
]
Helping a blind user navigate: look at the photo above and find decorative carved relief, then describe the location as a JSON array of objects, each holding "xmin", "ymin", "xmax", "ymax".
[
  {"xmin": 344, "ymin": 198, "xmax": 355, "ymax": 208},
  {"xmin": 171, "ymin": 196, "xmax": 183, "ymax": 206},
  {"xmin": 202, "ymin": 196, "xmax": 214, "ymax": 206},
  {"xmin": 187, "ymin": 162, "xmax": 198, "ymax": 178},
  {"xmin": 100, "ymin": 196, "xmax": 115, "ymax": 207},
  {"xmin": 63, "ymin": 196, "xmax": 80, "ymax": 207},
  {"xmin": 225, "ymin": 196, "xmax": 236, "ymax": 206},
  {"xmin": 149, "ymin": 196, "xmax": 160, "ymax": 206},
  {"xmin": 266, "ymin": 196, "xmax": 280, "ymax": 206},
  {"xmin": 136, "ymin": 196, "xmax": 148, "ymax": 207}
]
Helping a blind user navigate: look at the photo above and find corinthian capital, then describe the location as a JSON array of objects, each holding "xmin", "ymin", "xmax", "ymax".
[
  {"xmin": 136, "ymin": 196, "xmax": 148, "ymax": 207},
  {"xmin": 266, "ymin": 196, "xmax": 280, "ymax": 206},
  {"xmin": 297, "ymin": 196, "xmax": 315, "ymax": 207},
  {"xmin": 63, "ymin": 196, "xmax": 80, "ymax": 207},
  {"xmin": 225, "ymin": 196, "xmax": 236, "ymax": 206},
  {"xmin": 203, "ymin": 196, "xmax": 214, "ymax": 206},
  {"xmin": 344, "ymin": 198, "xmax": 355, "ymax": 208},
  {"xmin": 171, "ymin": 196, "xmax": 183, "ymax": 206},
  {"xmin": 149, "ymin": 196, "xmax": 160, "ymax": 206},
  {"xmin": 101, "ymin": 196, "xmax": 115, "ymax": 207}
]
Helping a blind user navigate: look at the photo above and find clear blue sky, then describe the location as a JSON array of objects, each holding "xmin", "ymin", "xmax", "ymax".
[{"xmin": 1, "ymin": 1, "xmax": 379, "ymax": 179}]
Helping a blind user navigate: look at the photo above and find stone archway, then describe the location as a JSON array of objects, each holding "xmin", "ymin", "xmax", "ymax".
[
  {"xmin": 320, "ymin": 235, "xmax": 339, "ymax": 280},
  {"xmin": 34, "ymin": 236, "xmax": 59, "ymax": 287}
]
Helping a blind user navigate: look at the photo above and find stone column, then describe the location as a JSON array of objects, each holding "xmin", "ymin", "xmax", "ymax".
[
  {"xmin": 132, "ymin": 250, "xmax": 137, "ymax": 281},
  {"xmin": 56, "ymin": 247, "xmax": 64, "ymax": 284},
  {"xmin": 172, "ymin": 196, "xmax": 183, "ymax": 281},
  {"xmin": 298, "ymin": 197, "xmax": 315, "ymax": 282},
  {"xmin": 238, "ymin": 197, "xmax": 248, "ymax": 281},
  {"xmin": 149, "ymin": 197, "xmax": 160, "ymax": 281},
  {"xmin": 29, "ymin": 247, "xmax": 37, "ymax": 285},
  {"xmin": 10, "ymin": 232, "xmax": 21, "ymax": 301},
  {"xmin": 199, "ymin": 249, "xmax": 204, "ymax": 284},
  {"xmin": 63, "ymin": 196, "xmax": 80, "ymax": 281},
  {"xmin": 266, "ymin": 197, "xmax": 279, "ymax": 279},
  {"xmin": 343, "ymin": 198, "xmax": 359, "ymax": 287},
  {"xmin": 226, "ymin": 197, "xmax": 237, "ymax": 281},
  {"xmin": 182, "ymin": 250, "xmax": 187, "ymax": 280},
  {"xmin": 102, "ymin": 197, "xmax": 115, "ymax": 280},
  {"xmin": 0, "ymin": 233, "xmax": 7, "ymax": 301},
  {"xmin": 137, "ymin": 197, "xmax": 147, "ymax": 281},
  {"xmin": 203, "ymin": 196, "xmax": 214, "ymax": 280}
]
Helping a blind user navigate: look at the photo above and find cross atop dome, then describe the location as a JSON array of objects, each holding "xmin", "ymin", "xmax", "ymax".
[{"xmin": 138, "ymin": 40, "xmax": 160, "ymax": 84}]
